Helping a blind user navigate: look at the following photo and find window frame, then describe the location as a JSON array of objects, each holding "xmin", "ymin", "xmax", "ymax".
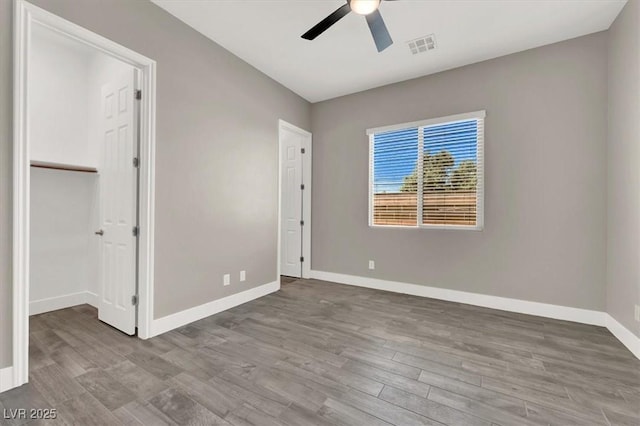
[{"xmin": 368, "ymin": 110, "xmax": 485, "ymax": 231}]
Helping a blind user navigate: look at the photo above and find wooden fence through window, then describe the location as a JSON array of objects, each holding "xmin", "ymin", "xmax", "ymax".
[{"xmin": 373, "ymin": 192, "xmax": 477, "ymax": 226}]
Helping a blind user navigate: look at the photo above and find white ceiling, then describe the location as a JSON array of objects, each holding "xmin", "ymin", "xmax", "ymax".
[{"xmin": 152, "ymin": 0, "xmax": 626, "ymax": 103}]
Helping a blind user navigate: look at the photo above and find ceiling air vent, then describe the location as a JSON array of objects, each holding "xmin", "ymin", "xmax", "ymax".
[{"xmin": 407, "ymin": 34, "xmax": 436, "ymax": 55}]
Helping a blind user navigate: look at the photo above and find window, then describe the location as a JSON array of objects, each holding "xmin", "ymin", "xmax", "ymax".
[{"xmin": 368, "ymin": 111, "xmax": 485, "ymax": 230}]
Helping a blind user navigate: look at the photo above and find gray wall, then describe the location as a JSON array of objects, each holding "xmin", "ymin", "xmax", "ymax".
[
  {"xmin": 0, "ymin": 0, "xmax": 311, "ymax": 368},
  {"xmin": 607, "ymin": 0, "xmax": 640, "ymax": 337},
  {"xmin": 311, "ymin": 33, "xmax": 608, "ymax": 311}
]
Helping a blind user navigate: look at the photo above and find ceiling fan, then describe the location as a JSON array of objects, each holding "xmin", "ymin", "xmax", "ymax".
[{"xmin": 301, "ymin": 0, "xmax": 395, "ymax": 52}]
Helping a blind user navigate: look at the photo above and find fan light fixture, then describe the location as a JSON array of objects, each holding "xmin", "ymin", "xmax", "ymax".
[
  {"xmin": 301, "ymin": 0, "xmax": 393, "ymax": 52},
  {"xmin": 349, "ymin": 0, "xmax": 381, "ymax": 15}
]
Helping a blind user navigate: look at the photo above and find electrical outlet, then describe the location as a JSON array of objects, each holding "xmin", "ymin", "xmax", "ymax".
[
  {"xmin": 635, "ymin": 304, "xmax": 640, "ymax": 322},
  {"xmin": 240, "ymin": 270, "xmax": 246, "ymax": 282},
  {"xmin": 223, "ymin": 274, "xmax": 230, "ymax": 286},
  {"xmin": 368, "ymin": 260, "xmax": 375, "ymax": 270}
]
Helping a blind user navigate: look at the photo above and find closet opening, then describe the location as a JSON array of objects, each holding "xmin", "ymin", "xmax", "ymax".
[
  {"xmin": 27, "ymin": 24, "xmax": 140, "ymax": 335},
  {"xmin": 12, "ymin": 0, "xmax": 158, "ymax": 390},
  {"xmin": 28, "ymin": 23, "xmax": 140, "ymax": 333}
]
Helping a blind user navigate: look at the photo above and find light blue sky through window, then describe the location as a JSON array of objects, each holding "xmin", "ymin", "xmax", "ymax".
[{"xmin": 373, "ymin": 120, "xmax": 478, "ymax": 193}]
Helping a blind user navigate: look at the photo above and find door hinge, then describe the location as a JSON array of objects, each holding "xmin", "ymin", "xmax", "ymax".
[
  {"xmin": 133, "ymin": 157, "xmax": 139, "ymax": 168},
  {"xmin": 300, "ymin": 220, "xmax": 304, "ymax": 226},
  {"xmin": 300, "ymin": 184, "xmax": 305, "ymax": 190},
  {"xmin": 135, "ymin": 90, "xmax": 142, "ymax": 100},
  {"xmin": 301, "ymin": 148, "xmax": 306, "ymax": 154},
  {"xmin": 300, "ymin": 256, "xmax": 304, "ymax": 262},
  {"xmin": 132, "ymin": 226, "xmax": 139, "ymax": 237},
  {"xmin": 131, "ymin": 295, "xmax": 138, "ymax": 306}
]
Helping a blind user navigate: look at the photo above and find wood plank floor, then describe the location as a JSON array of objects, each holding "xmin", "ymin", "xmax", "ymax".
[{"xmin": 1, "ymin": 278, "xmax": 639, "ymax": 425}]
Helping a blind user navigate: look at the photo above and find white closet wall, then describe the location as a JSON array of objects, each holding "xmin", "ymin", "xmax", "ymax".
[
  {"xmin": 29, "ymin": 25, "xmax": 93, "ymax": 167},
  {"xmin": 30, "ymin": 169, "xmax": 98, "ymax": 312}
]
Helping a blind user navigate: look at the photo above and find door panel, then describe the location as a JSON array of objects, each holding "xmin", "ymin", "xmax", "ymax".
[
  {"xmin": 98, "ymin": 71, "xmax": 137, "ymax": 335},
  {"xmin": 280, "ymin": 128, "xmax": 304, "ymax": 277}
]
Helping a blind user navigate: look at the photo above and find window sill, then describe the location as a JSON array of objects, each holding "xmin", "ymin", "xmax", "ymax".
[{"xmin": 369, "ymin": 224, "xmax": 484, "ymax": 231}]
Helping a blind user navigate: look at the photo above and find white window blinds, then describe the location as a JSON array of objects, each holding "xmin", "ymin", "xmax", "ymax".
[{"xmin": 368, "ymin": 111, "xmax": 485, "ymax": 230}]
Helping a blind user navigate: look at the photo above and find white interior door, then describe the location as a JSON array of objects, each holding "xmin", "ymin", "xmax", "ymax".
[
  {"xmin": 97, "ymin": 71, "xmax": 137, "ymax": 335},
  {"xmin": 280, "ymin": 125, "xmax": 310, "ymax": 278}
]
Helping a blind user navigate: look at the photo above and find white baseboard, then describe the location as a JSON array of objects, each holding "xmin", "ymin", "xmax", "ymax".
[
  {"xmin": 30, "ymin": 291, "xmax": 99, "ymax": 316},
  {"xmin": 310, "ymin": 270, "xmax": 607, "ymax": 326},
  {"xmin": 0, "ymin": 366, "xmax": 14, "ymax": 393},
  {"xmin": 85, "ymin": 291, "xmax": 98, "ymax": 308},
  {"xmin": 150, "ymin": 281, "xmax": 280, "ymax": 337},
  {"xmin": 606, "ymin": 314, "xmax": 640, "ymax": 359}
]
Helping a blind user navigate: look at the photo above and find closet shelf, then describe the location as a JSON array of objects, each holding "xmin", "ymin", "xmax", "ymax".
[{"xmin": 30, "ymin": 160, "xmax": 98, "ymax": 173}]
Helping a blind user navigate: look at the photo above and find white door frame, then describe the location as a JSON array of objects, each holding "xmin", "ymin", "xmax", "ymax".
[
  {"xmin": 12, "ymin": 0, "xmax": 157, "ymax": 389},
  {"xmin": 277, "ymin": 120, "xmax": 312, "ymax": 280}
]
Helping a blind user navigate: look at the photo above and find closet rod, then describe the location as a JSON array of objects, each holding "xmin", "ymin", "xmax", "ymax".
[{"xmin": 30, "ymin": 161, "xmax": 97, "ymax": 173}]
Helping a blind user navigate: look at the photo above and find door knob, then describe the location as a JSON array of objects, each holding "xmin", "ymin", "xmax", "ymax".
[{"xmin": 95, "ymin": 229, "xmax": 104, "ymax": 236}]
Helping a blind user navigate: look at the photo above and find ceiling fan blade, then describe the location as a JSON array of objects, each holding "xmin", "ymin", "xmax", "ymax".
[
  {"xmin": 365, "ymin": 9, "xmax": 393, "ymax": 52},
  {"xmin": 301, "ymin": 3, "xmax": 351, "ymax": 40}
]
